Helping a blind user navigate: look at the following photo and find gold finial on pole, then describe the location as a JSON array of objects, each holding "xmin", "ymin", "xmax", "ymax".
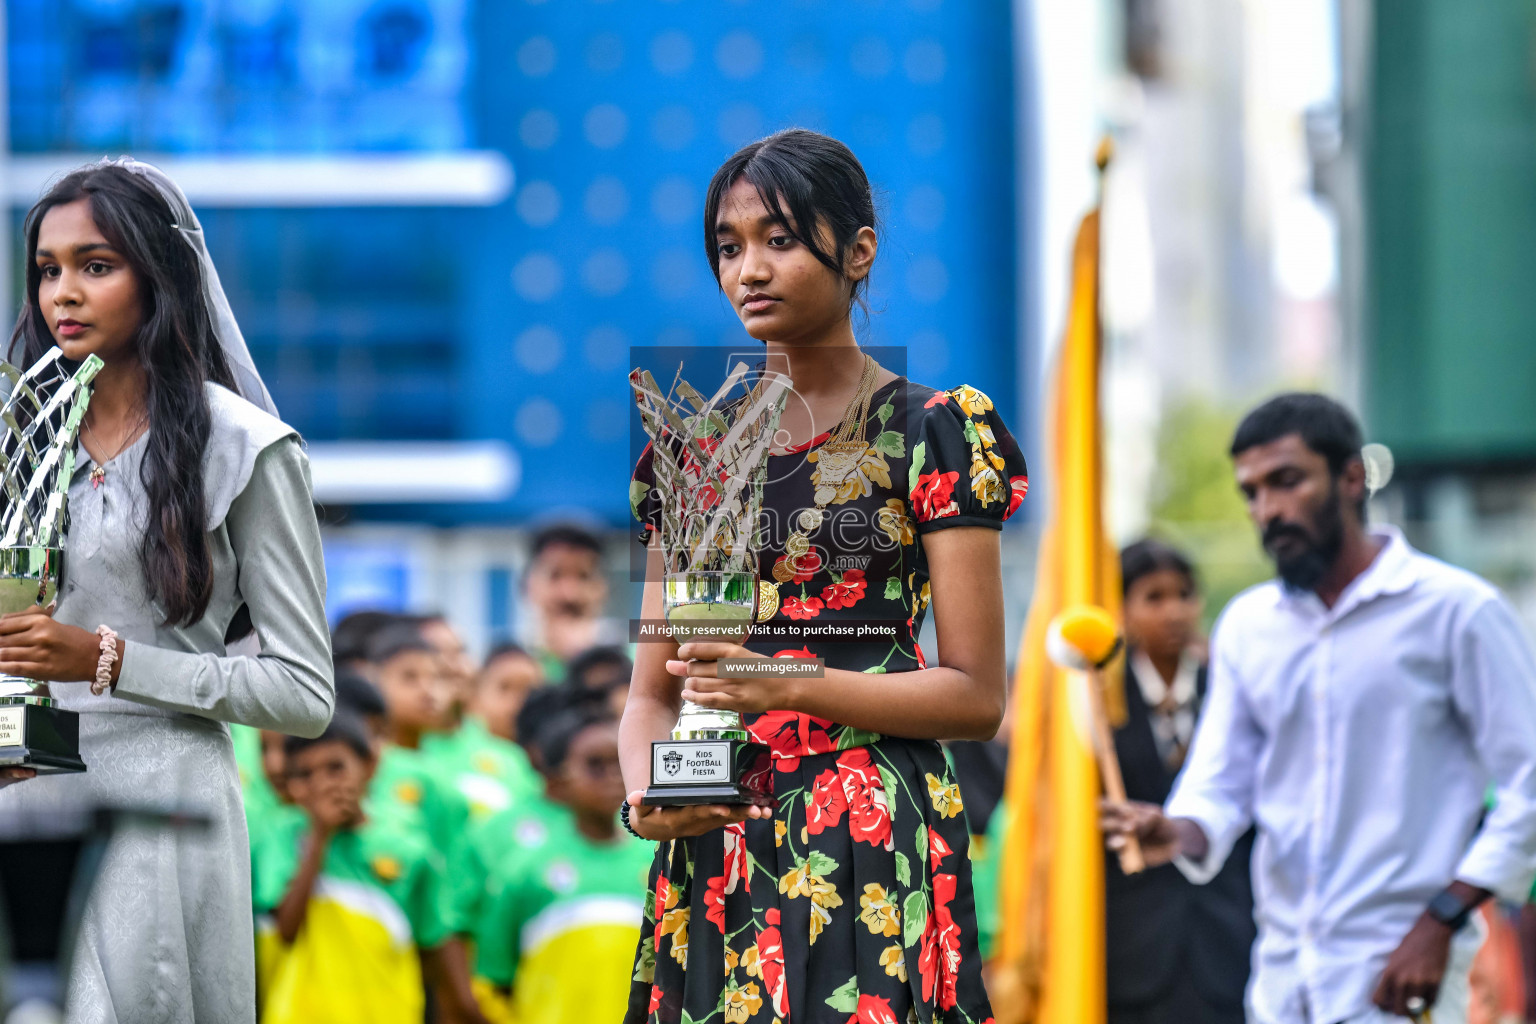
[{"xmin": 1094, "ymin": 134, "xmax": 1114, "ymax": 174}]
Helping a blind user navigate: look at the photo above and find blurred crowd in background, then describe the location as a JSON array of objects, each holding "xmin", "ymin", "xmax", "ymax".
[
  {"xmin": 237, "ymin": 523, "xmax": 643, "ymax": 1024},
  {"xmin": 235, "ymin": 520, "xmax": 1536, "ymax": 1024}
]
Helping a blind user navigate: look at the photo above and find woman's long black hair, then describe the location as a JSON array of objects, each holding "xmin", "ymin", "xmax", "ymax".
[
  {"xmin": 703, "ymin": 128, "xmax": 881, "ymax": 313},
  {"xmin": 10, "ymin": 164, "xmax": 238, "ymax": 626}
]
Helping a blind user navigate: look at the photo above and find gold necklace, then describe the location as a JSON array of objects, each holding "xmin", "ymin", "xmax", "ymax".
[
  {"xmin": 84, "ymin": 411, "xmax": 148, "ymax": 489},
  {"xmin": 756, "ymin": 353, "xmax": 879, "ymax": 621}
]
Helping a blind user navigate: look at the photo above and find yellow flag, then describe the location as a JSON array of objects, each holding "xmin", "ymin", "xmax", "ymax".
[{"xmin": 990, "ymin": 140, "xmax": 1121, "ymax": 1024}]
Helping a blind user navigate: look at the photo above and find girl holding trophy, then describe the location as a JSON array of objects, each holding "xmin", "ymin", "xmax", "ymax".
[
  {"xmin": 623, "ymin": 130, "xmax": 1027, "ymax": 1024},
  {"xmin": 0, "ymin": 161, "xmax": 333, "ymax": 1021}
]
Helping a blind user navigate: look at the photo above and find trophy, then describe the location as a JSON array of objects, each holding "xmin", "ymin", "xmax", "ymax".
[
  {"xmin": 630, "ymin": 360, "xmax": 789, "ymax": 805},
  {"xmin": 0, "ymin": 350, "xmax": 104, "ymax": 774}
]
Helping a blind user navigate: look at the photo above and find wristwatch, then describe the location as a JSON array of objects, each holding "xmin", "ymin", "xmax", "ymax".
[{"xmin": 1425, "ymin": 888, "xmax": 1476, "ymax": 931}]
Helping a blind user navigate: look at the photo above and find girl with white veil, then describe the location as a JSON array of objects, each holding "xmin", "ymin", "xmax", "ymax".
[{"xmin": 0, "ymin": 159, "xmax": 333, "ymax": 1021}]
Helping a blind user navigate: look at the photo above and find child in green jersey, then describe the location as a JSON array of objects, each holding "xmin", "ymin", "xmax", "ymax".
[
  {"xmin": 459, "ymin": 683, "xmax": 603, "ymax": 956},
  {"xmin": 567, "ymin": 644, "xmax": 635, "ymax": 719},
  {"xmin": 366, "ymin": 622, "xmax": 488, "ymax": 1024},
  {"xmin": 250, "ymin": 672, "xmax": 384, "ymax": 998},
  {"xmin": 368, "ymin": 624, "xmax": 467, "ymax": 846},
  {"xmin": 253, "ymin": 715, "xmax": 449, "ymax": 1024},
  {"xmin": 472, "ymin": 641, "xmax": 545, "ymax": 745},
  {"xmin": 239, "ymin": 726, "xmax": 301, "ymax": 835},
  {"xmin": 425, "ymin": 642, "xmax": 545, "ymax": 823},
  {"xmin": 246, "ymin": 724, "xmax": 304, "ymax": 1002},
  {"xmin": 475, "ymin": 696, "xmax": 653, "ymax": 1024}
]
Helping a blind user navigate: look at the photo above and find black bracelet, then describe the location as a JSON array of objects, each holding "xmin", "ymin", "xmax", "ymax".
[{"xmin": 619, "ymin": 800, "xmax": 644, "ymax": 840}]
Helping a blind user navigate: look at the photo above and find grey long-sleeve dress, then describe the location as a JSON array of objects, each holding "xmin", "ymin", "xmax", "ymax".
[{"xmin": 0, "ymin": 382, "xmax": 335, "ymax": 1024}]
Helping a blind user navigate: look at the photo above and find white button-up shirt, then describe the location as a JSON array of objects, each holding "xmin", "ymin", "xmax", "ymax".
[{"xmin": 1166, "ymin": 528, "xmax": 1536, "ymax": 1024}]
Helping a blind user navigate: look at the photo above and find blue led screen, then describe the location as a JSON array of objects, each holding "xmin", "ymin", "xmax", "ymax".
[
  {"xmin": 8, "ymin": 0, "xmax": 472, "ymax": 152},
  {"xmin": 200, "ymin": 206, "xmax": 470, "ymax": 443}
]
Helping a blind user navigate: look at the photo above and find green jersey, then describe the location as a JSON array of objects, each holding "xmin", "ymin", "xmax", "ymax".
[
  {"xmin": 458, "ymin": 791, "xmax": 572, "ymax": 963},
  {"xmin": 234, "ymin": 723, "xmax": 283, "ymax": 834},
  {"xmin": 251, "ymin": 814, "xmax": 449, "ymax": 1024},
  {"xmin": 971, "ymin": 797, "xmax": 1008, "ymax": 960},
  {"xmin": 369, "ymin": 744, "xmax": 469, "ymax": 854},
  {"xmin": 369, "ymin": 743, "xmax": 475, "ymax": 934},
  {"xmin": 421, "ymin": 717, "xmax": 542, "ymax": 822},
  {"xmin": 232, "ymin": 722, "xmax": 263, "ymax": 790},
  {"xmin": 474, "ymin": 816, "xmax": 653, "ymax": 1024}
]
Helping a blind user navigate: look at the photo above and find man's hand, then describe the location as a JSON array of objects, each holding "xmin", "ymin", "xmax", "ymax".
[
  {"xmin": 1372, "ymin": 914, "xmax": 1453, "ymax": 1017},
  {"xmin": 668, "ymin": 642, "xmax": 802, "ymax": 716},
  {"xmin": 1099, "ymin": 800, "xmax": 1206, "ymax": 868},
  {"xmin": 1374, "ymin": 881, "xmax": 1488, "ymax": 1018}
]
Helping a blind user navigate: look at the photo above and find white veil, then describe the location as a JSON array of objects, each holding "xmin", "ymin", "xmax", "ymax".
[{"xmin": 106, "ymin": 157, "xmax": 279, "ymax": 417}]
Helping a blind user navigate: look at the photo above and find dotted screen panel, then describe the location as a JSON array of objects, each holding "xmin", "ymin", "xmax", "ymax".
[{"xmin": 459, "ymin": 0, "xmax": 1018, "ymax": 525}]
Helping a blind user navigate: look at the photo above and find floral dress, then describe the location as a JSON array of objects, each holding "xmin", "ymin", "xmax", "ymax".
[{"xmin": 628, "ymin": 377, "xmax": 1028, "ymax": 1024}]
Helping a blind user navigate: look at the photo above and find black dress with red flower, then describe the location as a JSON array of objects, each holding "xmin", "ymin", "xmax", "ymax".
[{"xmin": 627, "ymin": 377, "xmax": 1027, "ymax": 1024}]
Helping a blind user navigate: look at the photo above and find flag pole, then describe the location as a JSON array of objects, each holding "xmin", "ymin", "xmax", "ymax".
[
  {"xmin": 1083, "ymin": 137, "xmax": 1140, "ymax": 874},
  {"xmin": 990, "ymin": 134, "xmax": 1118, "ymax": 1024},
  {"xmin": 1087, "ymin": 662, "xmax": 1143, "ymax": 873}
]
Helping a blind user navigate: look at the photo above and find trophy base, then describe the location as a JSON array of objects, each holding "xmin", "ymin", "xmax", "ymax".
[
  {"xmin": 644, "ymin": 780, "xmax": 768, "ymax": 806},
  {"xmin": 0, "ymin": 697, "xmax": 85, "ymax": 774},
  {"xmin": 645, "ymin": 737, "xmax": 771, "ymax": 807}
]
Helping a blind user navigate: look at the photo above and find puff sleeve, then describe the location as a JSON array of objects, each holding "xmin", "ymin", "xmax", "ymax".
[{"xmin": 907, "ymin": 384, "xmax": 1029, "ymax": 533}]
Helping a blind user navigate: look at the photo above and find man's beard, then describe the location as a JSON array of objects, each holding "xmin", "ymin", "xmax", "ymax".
[{"xmin": 1262, "ymin": 485, "xmax": 1345, "ymax": 592}]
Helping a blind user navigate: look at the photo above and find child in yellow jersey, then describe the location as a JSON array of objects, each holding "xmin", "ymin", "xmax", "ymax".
[
  {"xmin": 456, "ymin": 679, "xmax": 599, "ymax": 973},
  {"xmin": 253, "ymin": 714, "xmax": 449, "ymax": 1024},
  {"xmin": 475, "ymin": 698, "xmax": 653, "ymax": 1024},
  {"xmin": 366, "ymin": 622, "xmax": 488, "ymax": 1023},
  {"xmin": 246, "ymin": 723, "xmax": 305, "ymax": 1001}
]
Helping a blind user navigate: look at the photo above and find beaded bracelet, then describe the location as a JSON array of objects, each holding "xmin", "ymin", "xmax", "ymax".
[
  {"xmin": 91, "ymin": 625, "xmax": 119, "ymax": 696},
  {"xmin": 619, "ymin": 800, "xmax": 645, "ymax": 840}
]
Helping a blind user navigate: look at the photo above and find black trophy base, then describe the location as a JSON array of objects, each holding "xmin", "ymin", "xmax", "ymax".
[
  {"xmin": 0, "ymin": 699, "xmax": 85, "ymax": 774},
  {"xmin": 645, "ymin": 737, "xmax": 771, "ymax": 807}
]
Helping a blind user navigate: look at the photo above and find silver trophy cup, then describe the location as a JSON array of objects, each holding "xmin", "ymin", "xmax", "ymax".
[
  {"xmin": 0, "ymin": 351, "xmax": 103, "ymax": 774},
  {"xmin": 629, "ymin": 360, "xmax": 788, "ymax": 806},
  {"xmin": 644, "ymin": 570, "xmax": 771, "ymax": 806}
]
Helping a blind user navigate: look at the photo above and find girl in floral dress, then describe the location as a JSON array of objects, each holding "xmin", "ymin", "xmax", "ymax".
[{"xmin": 620, "ymin": 130, "xmax": 1027, "ymax": 1024}]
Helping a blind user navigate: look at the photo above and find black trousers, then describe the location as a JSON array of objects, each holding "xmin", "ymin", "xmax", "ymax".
[{"xmin": 1109, "ymin": 970, "xmax": 1245, "ymax": 1024}]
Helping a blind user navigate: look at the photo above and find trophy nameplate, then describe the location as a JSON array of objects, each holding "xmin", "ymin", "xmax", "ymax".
[{"xmin": 646, "ymin": 736, "xmax": 772, "ymax": 807}]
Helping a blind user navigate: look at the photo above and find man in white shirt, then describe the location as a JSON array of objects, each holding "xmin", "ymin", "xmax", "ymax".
[{"xmin": 1102, "ymin": 394, "xmax": 1536, "ymax": 1024}]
